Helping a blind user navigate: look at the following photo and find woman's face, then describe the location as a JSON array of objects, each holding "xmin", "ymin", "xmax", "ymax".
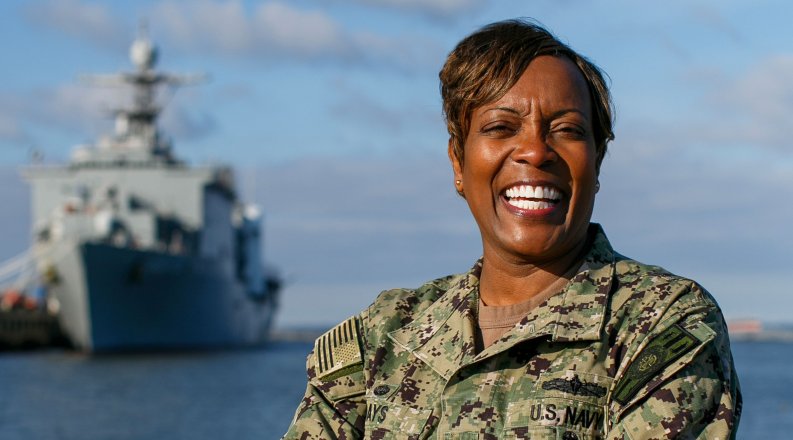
[{"xmin": 450, "ymin": 55, "xmax": 598, "ymax": 265}]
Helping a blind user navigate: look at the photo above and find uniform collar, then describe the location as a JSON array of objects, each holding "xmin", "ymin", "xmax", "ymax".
[{"xmin": 387, "ymin": 224, "xmax": 616, "ymax": 381}]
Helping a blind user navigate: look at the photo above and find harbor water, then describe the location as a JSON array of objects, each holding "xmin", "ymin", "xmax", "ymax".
[{"xmin": 0, "ymin": 339, "xmax": 789, "ymax": 439}]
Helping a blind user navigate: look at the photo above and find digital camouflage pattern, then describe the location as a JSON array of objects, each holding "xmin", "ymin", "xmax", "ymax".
[{"xmin": 283, "ymin": 225, "xmax": 741, "ymax": 439}]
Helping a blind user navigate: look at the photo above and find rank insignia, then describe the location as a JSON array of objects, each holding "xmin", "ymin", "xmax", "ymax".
[
  {"xmin": 314, "ymin": 316, "xmax": 364, "ymax": 381},
  {"xmin": 542, "ymin": 374, "xmax": 607, "ymax": 398},
  {"xmin": 613, "ymin": 323, "xmax": 699, "ymax": 405}
]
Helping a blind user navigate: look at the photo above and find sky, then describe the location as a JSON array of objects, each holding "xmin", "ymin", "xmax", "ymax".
[{"xmin": 0, "ymin": 0, "xmax": 791, "ymax": 327}]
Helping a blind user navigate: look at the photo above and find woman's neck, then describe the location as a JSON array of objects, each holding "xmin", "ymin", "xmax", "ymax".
[{"xmin": 478, "ymin": 238, "xmax": 588, "ymax": 307}]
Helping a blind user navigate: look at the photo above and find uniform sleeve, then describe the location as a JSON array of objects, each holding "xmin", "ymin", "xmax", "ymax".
[
  {"xmin": 282, "ymin": 316, "xmax": 368, "ymax": 439},
  {"xmin": 282, "ymin": 376, "xmax": 366, "ymax": 439},
  {"xmin": 607, "ymin": 308, "xmax": 742, "ymax": 439}
]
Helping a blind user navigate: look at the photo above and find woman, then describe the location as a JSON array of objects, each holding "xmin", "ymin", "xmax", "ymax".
[{"xmin": 283, "ymin": 19, "xmax": 741, "ymax": 439}]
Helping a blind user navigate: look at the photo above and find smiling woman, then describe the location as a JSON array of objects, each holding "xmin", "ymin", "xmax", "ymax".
[
  {"xmin": 449, "ymin": 56, "xmax": 600, "ymax": 305},
  {"xmin": 282, "ymin": 19, "xmax": 741, "ymax": 440}
]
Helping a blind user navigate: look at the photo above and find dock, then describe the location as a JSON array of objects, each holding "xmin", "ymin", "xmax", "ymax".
[{"xmin": 0, "ymin": 309, "xmax": 65, "ymax": 349}]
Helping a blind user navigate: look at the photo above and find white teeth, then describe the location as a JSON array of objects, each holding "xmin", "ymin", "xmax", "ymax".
[
  {"xmin": 504, "ymin": 184, "xmax": 561, "ymax": 208},
  {"xmin": 506, "ymin": 199, "xmax": 554, "ymax": 210}
]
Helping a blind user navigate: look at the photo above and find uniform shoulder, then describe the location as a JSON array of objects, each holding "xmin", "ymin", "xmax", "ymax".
[
  {"xmin": 607, "ymin": 253, "xmax": 724, "ymax": 353},
  {"xmin": 611, "ymin": 253, "xmax": 717, "ymax": 311},
  {"xmin": 300, "ymin": 271, "xmax": 468, "ymax": 401},
  {"xmin": 606, "ymin": 257, "xmax": 738, "ymax": 417},
  {"xmin": 364, "ymin": 272, "xmax": 463, "ymax": 331}
]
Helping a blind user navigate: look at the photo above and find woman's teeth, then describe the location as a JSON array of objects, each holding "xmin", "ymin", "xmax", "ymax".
[
  {"xmin": 508, "ymin": 199, "xmax": 553, "ymax": 210},
  {"xmin": 504, "ymin": 185, "xmax": 561, "ymax": 210}
]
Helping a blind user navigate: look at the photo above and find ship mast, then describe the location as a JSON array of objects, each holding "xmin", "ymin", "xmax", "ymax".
[{"xmin": 77, "ymin": 26, "xmax": 205, "ymax": 165}]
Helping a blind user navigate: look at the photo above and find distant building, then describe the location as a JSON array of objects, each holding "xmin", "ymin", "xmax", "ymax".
[{"xmin": 727, "ymin": 319, "xmax": 762, "ymax": 335}]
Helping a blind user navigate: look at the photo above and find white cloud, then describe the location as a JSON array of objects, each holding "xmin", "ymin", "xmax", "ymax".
[
  {"xmin": 23, "ymin": 0, "xmax": 444, "ymax": 72},
  {"xmin": 328, "ymin": 81, "xmax": 443, "ymax": 135},
  {"xmin": 254, "ymin": 2, "xmax": 351, "ymax": 58},
  {"xmin": 0, "ymin": 86, "xmax": 113, "ymax": 148},
  {"xmin": 240, "ymin": 154, "xmax": 479, "ymax": 325},
  {"xmin": 157, "ymin": 0, "xmax": 251, "ymax": 53},
  {"xmin": 595, "ymin": 127, "xmax": 793, "ymax": 274},
  {"xmin": 691, "ymin": 4, "xmax": 742, "ymax": 44},
  {"xmin": 43, "ymin": 84, "xmax": 122, "ymax": 133},
  {"xmin": 686, "ymin": 54, "xmax": 793, "ymax": 150},
  {"xmin": 594, "ymin": 53, "xmax": 793, "ymax": 280},
  {"xmin": 148, "ymin": 0, "xmax": 440, "ymax": 71},
  {"xmin": 159, "ymin": 106, "xmax": 217, "ymax": 142},
  {"xmin": 0, "ymin": 112, "xmax": 28, "ymax": 144},
  {"xmin": 151, "ymin": 0, "xmax": 350, "ymax": 58},
  {"xmin": 24, "ymin": 0, "xmax": 128, "ymax": 50},
  {"xmin": 247, "ymin": 154, "xmax": 477, "ymax": 276},
  {"xmin": 0, "ymin": 82, "xmax": 216, "ymax": 154},
  {"xmin": 595, "ymin": 134, "xmax": 792, "ymax": 323},
  {"xmin": 353, "ymin": 0, "xmax": 481, "ymax": 20}
]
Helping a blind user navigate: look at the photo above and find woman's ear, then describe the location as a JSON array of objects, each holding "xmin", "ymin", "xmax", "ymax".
[{"xmin": 448, "ymin": 140, "xmax": 465, "ymax": 197}]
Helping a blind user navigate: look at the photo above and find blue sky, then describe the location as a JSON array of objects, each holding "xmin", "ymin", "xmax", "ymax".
[{"xmin": 0, "ymin": 0, "xmax": 791, "ymax": 327}]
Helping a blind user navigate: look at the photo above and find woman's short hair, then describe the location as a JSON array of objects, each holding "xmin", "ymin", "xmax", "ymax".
[{"xmin": 440, "ymin": 19, "xmax": 615, "ymax": 168}]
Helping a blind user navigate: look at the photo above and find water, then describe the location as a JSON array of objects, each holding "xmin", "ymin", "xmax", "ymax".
[
  {"xmin": 732, "ymin": 341, "xmax": 793, "ymax": 437},
  {"xmin": 0, "ymin": 340, "xmax": 789, "ymax": 439},
  {"xmin": 0, "ymin": 341, "xmax": 311, "ymax": 439}
]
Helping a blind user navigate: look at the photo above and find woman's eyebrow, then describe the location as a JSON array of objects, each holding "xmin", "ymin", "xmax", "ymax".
[
  {"xmin": 547, "ymin": 108, "xmax": 590, "ymax": 122},
  {"xmin": 482, "ymin": 106, "xmax": 528, "ymax": 117},
  {"xmin": 482, "ymin": 106, "xmax": 522, "ymax": 115},
  {"xmin": 482, "ymin": 106, "xmax": 590, "ymax": 122}
]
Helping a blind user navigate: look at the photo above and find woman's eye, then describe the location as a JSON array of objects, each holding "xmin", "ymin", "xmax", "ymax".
[
  {"xmin": 481, "ymin": 123, "xmax": 516, "ymax": 136},
  {"xmin": 551, "ymin": 124, "xmax": 585, "ymax": 139}
]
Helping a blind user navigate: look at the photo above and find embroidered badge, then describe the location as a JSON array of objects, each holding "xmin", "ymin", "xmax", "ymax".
[
  {"xmin": 373, "ymin": 385, "xmax": 391, "ymax": 396},
  {"xmin": 562, "ymin": 431, "xmax": 580, "ymax": 440},
  {"xmin": 613, "ymin": 323, "xmax": 699, "ymax": 405},
  {"xmin": 542, "ymin": 374, "xmax": 607, "ymax": 398},
  {"xmin": 314, "ymin": 316, "xmax": 364, "ymax": 381}
]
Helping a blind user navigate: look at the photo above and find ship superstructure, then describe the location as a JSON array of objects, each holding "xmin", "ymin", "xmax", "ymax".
[{"xmin": 12, "ymin": 34, "xmax": 278, "ymax": 351}]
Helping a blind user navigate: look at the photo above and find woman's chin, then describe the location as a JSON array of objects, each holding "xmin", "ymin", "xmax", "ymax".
[{"xmin": 486, "ymin": 221, "xmax": 589, "ymax": 265}]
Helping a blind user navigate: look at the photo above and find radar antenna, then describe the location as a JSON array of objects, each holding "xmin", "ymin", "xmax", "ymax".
[{"xmin": 78, "ymin": 24, "xmax": 207, "ymax": 163}]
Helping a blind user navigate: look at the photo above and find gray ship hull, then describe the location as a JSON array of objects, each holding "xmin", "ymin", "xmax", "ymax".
[{"xmin": 52, "ymin": 242, "xmax": 276, "ymax": 352}]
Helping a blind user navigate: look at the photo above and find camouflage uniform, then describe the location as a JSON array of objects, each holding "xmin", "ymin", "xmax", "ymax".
[{"xmin": 283, "ymin": 225, "xmax": 741, "ymax": 439}]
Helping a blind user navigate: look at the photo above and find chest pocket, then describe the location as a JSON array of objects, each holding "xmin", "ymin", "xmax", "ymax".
[
  {"xmin": 364, "ymin": 396, "xmax": 434, "ymax": 440},
  {"xmin": 503, "ymin": 370, "xmax": 613, "ymax": 440}
]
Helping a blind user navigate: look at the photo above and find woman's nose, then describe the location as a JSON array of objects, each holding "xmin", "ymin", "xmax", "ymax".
[{"xmin": 509, "ymin": 128, "xmax": 558, "ymax": 168}]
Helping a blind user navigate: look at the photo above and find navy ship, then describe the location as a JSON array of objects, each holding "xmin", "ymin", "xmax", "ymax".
[{"xmin": 6, "ymin": 34, "xmax": 279, "ymax": 351}]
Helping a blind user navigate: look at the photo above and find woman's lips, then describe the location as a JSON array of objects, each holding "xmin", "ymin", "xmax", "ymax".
[{"xmin": 501, "ymin": 183, "xmax": 563, "ymax": 215}]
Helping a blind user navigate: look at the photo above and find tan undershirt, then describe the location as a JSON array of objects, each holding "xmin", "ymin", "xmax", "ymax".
[{"xmin": 477, "ymin": 266, "xmax": 579, "ymax": 350}]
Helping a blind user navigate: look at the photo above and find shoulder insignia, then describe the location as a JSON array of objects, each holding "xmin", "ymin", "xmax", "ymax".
[
  {"xmin": 313, "ymin": 316, "xmax": 364, "ymax": 381},
  {"xmin": 613, "ymin": 323, "xmax": 699, "ymax": 405}
]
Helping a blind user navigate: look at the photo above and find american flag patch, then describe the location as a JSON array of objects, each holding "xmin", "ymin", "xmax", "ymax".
[{"xmin": 314, "ymin": 316, "xmax": 363, "ymax": 380}]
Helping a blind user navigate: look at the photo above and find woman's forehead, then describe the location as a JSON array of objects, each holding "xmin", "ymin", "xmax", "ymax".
[{"xmin": 478, "ymin": 56, "xmax": 592, "ymax": 118}]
